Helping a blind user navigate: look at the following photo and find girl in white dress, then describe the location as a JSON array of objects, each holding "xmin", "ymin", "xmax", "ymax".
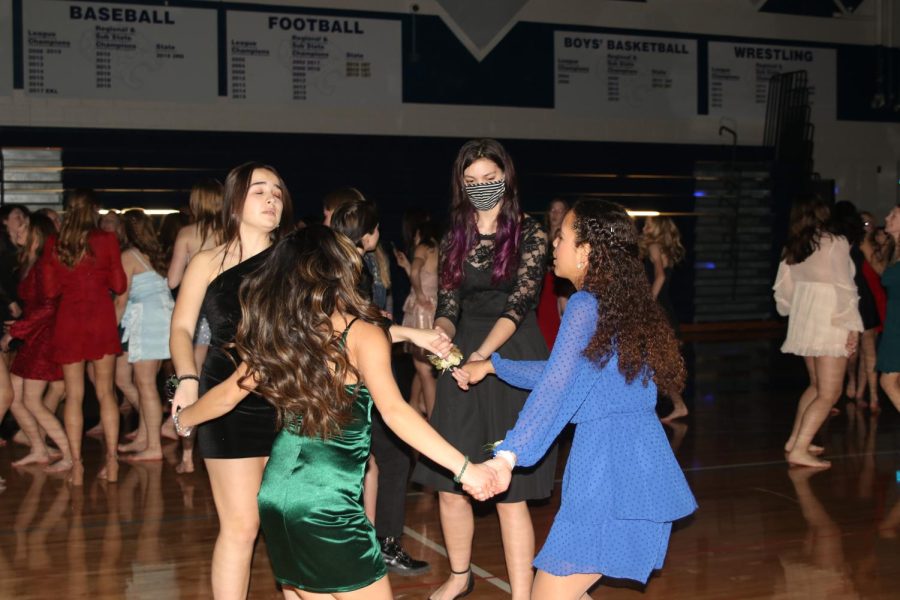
[{"xmin": 774, "ymin": 195, "xmax": 863, "ymax": 468}]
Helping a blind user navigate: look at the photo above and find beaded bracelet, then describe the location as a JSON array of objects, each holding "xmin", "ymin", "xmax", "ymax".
[
  {"xmin": 453, "ymin": 455, "xmax": 470, "ymax": 483},
  {"xmin": 172, "ymin": 408, "xmax": 194, "ymax": 438}
]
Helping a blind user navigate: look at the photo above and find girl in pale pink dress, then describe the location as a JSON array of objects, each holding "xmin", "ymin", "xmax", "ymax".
[
  {"xmin": 774, "ymin": 195, "xmax": 863, "ymax": 469},
  {"xmin": 397, "ymin": 221, "xmax": 441, "ymax": 417}
]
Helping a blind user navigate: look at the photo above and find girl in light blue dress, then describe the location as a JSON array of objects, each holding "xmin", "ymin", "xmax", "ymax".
[
  {"xmin": 459, "ymin": 199, "xmax": 697, "ymax": 600},
  {"xmin": 116, "ymin": 209, "xmax": 174, "ymax": 461}
]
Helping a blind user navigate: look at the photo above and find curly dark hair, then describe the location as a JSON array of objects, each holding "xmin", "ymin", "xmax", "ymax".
[
  {"xmin": 233, "ymin": 225, "xmax": 388, "ymax": 438},
  {"xmin": 572, "ymin": 199, "xmax": 685, "ymax": 397}
]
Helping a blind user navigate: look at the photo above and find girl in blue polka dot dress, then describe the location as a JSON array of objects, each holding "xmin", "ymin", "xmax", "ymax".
[{"xmin": 458, "ymin": 199, "xmax": 698, "ymax": 599}]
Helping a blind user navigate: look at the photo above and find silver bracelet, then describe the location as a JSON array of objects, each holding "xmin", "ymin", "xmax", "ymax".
[{"xmin": 172, "ymin": 408, "xmax": 194, "ymax": 438}]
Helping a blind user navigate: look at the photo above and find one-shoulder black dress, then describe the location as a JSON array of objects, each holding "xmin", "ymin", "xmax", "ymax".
[{"xmin": 196, "ymin": 248, "xmax": 277, "ymax": 458}]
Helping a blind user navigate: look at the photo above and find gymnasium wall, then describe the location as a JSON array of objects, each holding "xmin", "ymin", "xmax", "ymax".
[{"xmin": 1, "ymin": 0, "xmax": 899, "ymax": 214}]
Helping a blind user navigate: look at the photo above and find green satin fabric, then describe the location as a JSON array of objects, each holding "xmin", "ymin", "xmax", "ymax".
[{"xmin": 257, "ymin": 384, "xmax": 386, "ymax": 593}]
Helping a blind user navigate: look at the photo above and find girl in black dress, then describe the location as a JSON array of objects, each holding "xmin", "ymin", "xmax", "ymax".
[
  {"xmin": 412, "ymin": 139, "xmax": 556, "ymax": 600},
  {"xmin": 170, "ymin": 162, "xmax": 293, "ymax": 599},
  {"xmin": 641, "ymin": 216, "xmax": 687, "ymax": 422}
]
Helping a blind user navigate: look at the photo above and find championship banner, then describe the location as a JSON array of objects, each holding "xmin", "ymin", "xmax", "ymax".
[
  {"xmin": 22, "ymin": 0, "xmax": 218, "ymax": 100},
  {"xmin": 226, "ymin": 10, "xmax": 401, "ymax": 106},
  {"xmin": 555, "ymin": 30, "xmax": 698, "ymax": 117},
  {"xmin": 708, "ymin": 41, "xmax": 836, "ymax": 119}
]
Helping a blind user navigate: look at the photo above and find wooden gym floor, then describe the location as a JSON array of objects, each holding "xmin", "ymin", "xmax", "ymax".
[{"xmin": 1, "ymin": 335, "xmax": 899, "ymax": 599}]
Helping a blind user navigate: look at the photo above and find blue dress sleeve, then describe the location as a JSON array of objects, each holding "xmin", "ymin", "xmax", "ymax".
[
  {"xmin": 495, "ymin": 291, "xmax": 597, "ymax": 467},
  {"xmin": 490, "ymin": 358, "xmax": 547, "ymax": 390}
]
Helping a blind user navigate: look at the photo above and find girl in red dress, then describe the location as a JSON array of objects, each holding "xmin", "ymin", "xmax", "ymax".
[
  {"xmin": 40, "ymin": 190, "xmax": 127, "ymax": 484},
  {"xmin": 1, "ymin": 213, "xmax": 72, "ymax": 471}
]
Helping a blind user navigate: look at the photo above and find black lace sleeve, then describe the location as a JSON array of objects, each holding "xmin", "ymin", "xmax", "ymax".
[
  {"xmin": 502, "ymin": 216, "xmax": 548, "ymax": 325},
  {"xmin": 435, "ymin": 234, "xmax": 461, "ymax": 326}
]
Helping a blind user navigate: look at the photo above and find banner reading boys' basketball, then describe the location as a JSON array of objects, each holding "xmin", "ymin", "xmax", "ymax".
[
  {"xmin": 226, "ymin": 10, "xmax": 401, "ymax": 106},
  {"xmin": 555, "ymin": 31, "xmax": 698, "ymax": 117},
  {"xmin": 22, "ymin": 0, "xmax": 217, "ymax": 100}
]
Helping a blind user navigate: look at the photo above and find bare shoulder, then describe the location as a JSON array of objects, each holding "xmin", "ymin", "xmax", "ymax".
[
  {"xmin": 347, "ymin": 319, "xmax": 390, "ymax": 355},
  {"xmin": 175, "ymin": 224, "xmax": 198, "ymax": 244},
  {"xmin": 188, "ymin": 245, "xmax": 228, "ymax": 282}
]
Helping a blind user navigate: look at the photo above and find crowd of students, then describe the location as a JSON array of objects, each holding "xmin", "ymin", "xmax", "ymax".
[
  {"xmin": 0, "ymin": 139, "xmax": 700, "ymax": 599},
  {"xmin": 775, "ymin": 196, "xmax": 900, "ymax": 469}
]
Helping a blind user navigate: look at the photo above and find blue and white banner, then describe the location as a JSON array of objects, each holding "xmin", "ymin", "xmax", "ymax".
[
  {"xmin": 708, "ymin": 41, "xmax": 836, "ymax": 119},
  {"xmin": 22, "ymin": 0, "xmax": 217, "ymax": 100},
  {"xmin": 226, "ymin": 10, "xmax": 401, "ymax": 106},
  {"xmin": 555, "ymin": 31, "xmax": 698, "ymax": 117}
]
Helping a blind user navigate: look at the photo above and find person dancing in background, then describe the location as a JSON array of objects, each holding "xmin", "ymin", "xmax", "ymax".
[
  {"xmin": 412, "ymin": 139, "xmax": 557, "ymax": 600},
  {"xmin": 40, "ymin": 189, "xmax": 127, "ymax": 485},
  {"xmin": 774, "ymin": 194, "xmax": 862, "ymax": 469},
  {"xmin": 640, "ymin": 215, "xmax": 689, "ymax": 422},
  {"xmin": 395, "ymin": 220, "xmax": 441, "ymax": 418},
  {"xmin": 458, "ymin": 199, "xmax": 697, "ymax": 600},
  {"xmin": 165, "ymin": 178, "xmax": 225, "ymax": 473},
  {"xmin": 0, "ymin": 205, "xmax": 26, "ymax": 453},
  {"xmin": 875, "ymin": 204, "xmax": 900, "ymax": 414},
  {"xmin": 860, "ymin": 216, "xmax": 890, "ymax": 412},
  {"xmin": 115, "ymin": 209, "xmax": 174, "ymax": 462},
  {"xmin": 169, "ymin": 162, "xmax": 292, "ymax": 599},
  {"xmin": 175, "ymin": 225, "xmax": 498, "ymax": 599},
  {"xmin": 1, "ymin": 213, "xmax": 71, "ymax": 471},
  {"xmin": 329, "ymin": 191, "xmax": 448, "ymax": 576},
  {"xmin": 536, "ymin": 197, "xmax": 572, "ymax": 349},
  {"xmin": 830, "ymin": 202, "xmax": 879, "ymax": 404}
]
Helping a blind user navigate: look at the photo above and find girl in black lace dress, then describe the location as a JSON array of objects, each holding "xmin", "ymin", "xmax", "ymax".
[{"xmin": 413, "ymin": 139, "xmax": 557, "ymax": 600}]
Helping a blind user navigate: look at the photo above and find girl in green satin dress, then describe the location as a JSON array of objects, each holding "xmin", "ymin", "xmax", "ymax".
[{"xmin": 178, "ymin": 225, "xmax": 499, "ymax": 599}]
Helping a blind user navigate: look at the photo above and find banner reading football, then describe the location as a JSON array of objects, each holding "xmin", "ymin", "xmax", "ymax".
[{"xmin": 227, "ymin": 10, "xmax": 401, "ymax": 106}]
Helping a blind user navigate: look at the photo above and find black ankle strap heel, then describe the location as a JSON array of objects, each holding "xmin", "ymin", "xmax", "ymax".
[{"xmin": 449, "ymin": 567, "xmax": 475, "ymax": 599}]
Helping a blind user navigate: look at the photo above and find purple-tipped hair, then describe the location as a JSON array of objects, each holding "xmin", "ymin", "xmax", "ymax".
[{"xmin": 441, "ymin": 139, "xmax": 522, "ymax": 290}]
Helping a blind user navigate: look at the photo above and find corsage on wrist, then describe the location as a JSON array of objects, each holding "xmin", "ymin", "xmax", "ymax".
[
  {"xmin": 165, "ymin": 374, "xmax": 200, "ymax": 401},
  {"xmin": 427, "ymin": 345, "xmax": 464, "ymax": 374}
]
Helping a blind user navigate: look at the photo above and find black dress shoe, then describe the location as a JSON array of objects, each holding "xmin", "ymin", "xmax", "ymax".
[{"xmin": 379, "ymin": 536, "xmax": 431, "ymax": 575}]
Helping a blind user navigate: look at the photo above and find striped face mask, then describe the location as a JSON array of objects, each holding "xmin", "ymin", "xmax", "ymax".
[{"xmin": 465, "ymin": 179, "xmax": 506, "ymax": 211}]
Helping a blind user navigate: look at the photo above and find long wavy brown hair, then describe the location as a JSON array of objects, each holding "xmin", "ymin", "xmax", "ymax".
[
  {"xmin": 640, "ymin": 216, "xmax": 685, "ymax": 265},
  {"xmin": 122, "ymin": 209, "xmax": 167, "ymax": 274},
  {"xmin": 234, "ymin": 225, "xmax": 388, "ymax": 438},
  {"xmin": 572, "ymin": 199, "xmax": 685, "ymax": 397},
  {"xmin": 782, "ymin": 193, "xmax": 830, "ymax": 265},
  {"xmin": 57, "ymin": 189, "xmax": 100, "ymax": 268},
  {"xmin": 189, "ymin": 178, "xmax": 225, "ymax": 248}
]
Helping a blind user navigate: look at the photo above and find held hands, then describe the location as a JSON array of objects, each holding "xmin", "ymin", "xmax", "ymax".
[
  {"xmin": 453, "ymin": 358, "xmax": 494, "ymax": 391},
  {"xmin": 482, "ymin": 457, "xmax": 513, "ymax": 495},
  {"xmin": 459, "ymin": 462, "xmax": 499, "ymax": 502},
  {"xmin": 460, "ymin": 458, "xmax": 513, "ymax": 501},
  {"xmin": 409, "ymin": 327, "xmax": 453, "ymax": 358}
]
